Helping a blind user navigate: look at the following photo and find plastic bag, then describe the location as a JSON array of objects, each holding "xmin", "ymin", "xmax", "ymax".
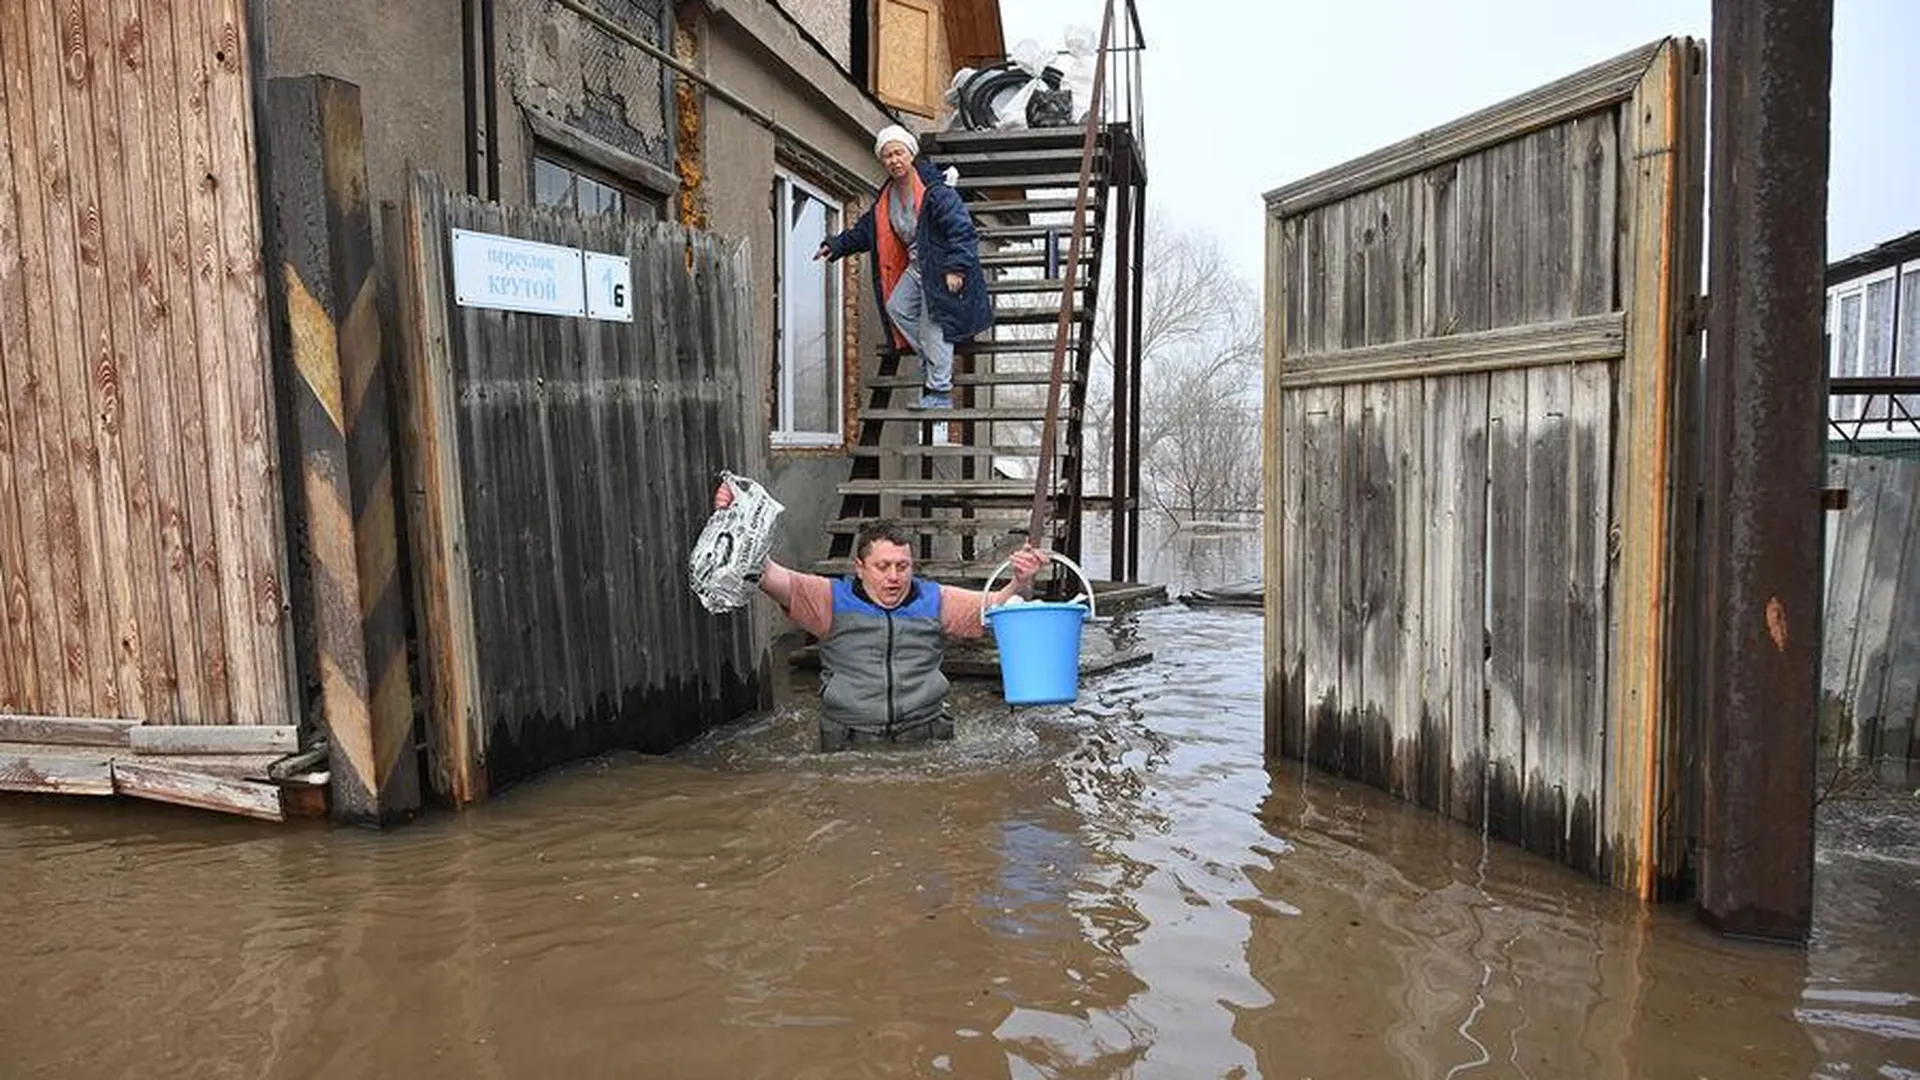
[{"xmin": 688, "ymin": 471, "xmax": 785, "ymax": 614}]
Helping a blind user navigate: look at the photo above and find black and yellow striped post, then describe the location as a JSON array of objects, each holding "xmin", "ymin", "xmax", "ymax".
[{"xmin": 264, "ymin": 76, "xmax": 420, "ymax": 824}]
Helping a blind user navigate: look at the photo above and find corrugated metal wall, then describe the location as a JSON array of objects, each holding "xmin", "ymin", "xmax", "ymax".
[{"xmin": 0, "ymin": 0, "xmax": 293, "ymax": 726}]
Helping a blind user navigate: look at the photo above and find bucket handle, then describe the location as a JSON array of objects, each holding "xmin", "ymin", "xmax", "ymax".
[{"xmin": 982, "ymin": 549, "xmax": 1097, "ymax": 621}]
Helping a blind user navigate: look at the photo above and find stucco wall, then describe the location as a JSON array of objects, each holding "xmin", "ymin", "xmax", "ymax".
[
  {"xmin": 775, "ymin": 0, "xmax": 852, "ymax": 70},
  {"xmin": 698, "ymin": 6, "xmax": 891, "ymax": 570},
  {"xmin": 259, "ymin": 0, "xmax": 467, "ymax": 220}
]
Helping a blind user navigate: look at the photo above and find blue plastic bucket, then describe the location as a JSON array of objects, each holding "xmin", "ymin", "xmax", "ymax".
[{"xmin": 982, "ymin": 552, "xmax": 1095, "ymax": 706}]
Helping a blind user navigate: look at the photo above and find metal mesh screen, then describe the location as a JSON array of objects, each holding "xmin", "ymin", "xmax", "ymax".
[{"xmin": 562, "ymin": 0, "xmax": 672, "ymax": 168}]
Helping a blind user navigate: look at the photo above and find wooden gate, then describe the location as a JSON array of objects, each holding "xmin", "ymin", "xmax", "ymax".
[
  {"xmin": 1262, "ymin": 39, "xmax": 1705, "ymax": 893},
  {"xmin": 390, "ymin": 173, "xmax": 767, "ymax": 804},
  {"xmin": 0, "ymin": 1, "xmax": 292, "ymax": 728}
]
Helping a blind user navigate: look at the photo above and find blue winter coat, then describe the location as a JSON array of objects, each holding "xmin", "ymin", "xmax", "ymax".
[{"xmin": 824, "ymin": 158, "xmax": 994, "ymax": 343}]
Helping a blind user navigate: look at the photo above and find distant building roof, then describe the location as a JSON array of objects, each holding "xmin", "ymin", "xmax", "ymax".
[{"xmin": 1827, "ymin": 228, "xmax": 1920, "ymax": 287}]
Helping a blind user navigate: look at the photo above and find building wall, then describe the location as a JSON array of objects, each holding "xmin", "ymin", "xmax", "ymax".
[
  {"xmin": 697, "ymin": 3, "xmax": 893, "ymax": 569},
  {"xmin": 259, "ymin": 0, "xmax": 467, "ymax": 221},
  {"xmin": 776, "ymin": 0, "xmax": 853, "ymax": 69}
]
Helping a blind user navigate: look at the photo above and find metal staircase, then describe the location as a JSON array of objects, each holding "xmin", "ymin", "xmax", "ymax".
[{"xmin": 817, "ymin": 1, "xmax": 1148, "ymax": 585}]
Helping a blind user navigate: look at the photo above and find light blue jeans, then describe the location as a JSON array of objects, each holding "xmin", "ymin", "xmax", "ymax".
[{"xmin": 884, "ymin": 268, "xmax": 954, "ymax": 394}]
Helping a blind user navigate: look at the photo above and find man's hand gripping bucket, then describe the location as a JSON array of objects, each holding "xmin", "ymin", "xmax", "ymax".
[{"xmin": 982, "ymin": 552, "xmax": 1096, "ymax": 705}]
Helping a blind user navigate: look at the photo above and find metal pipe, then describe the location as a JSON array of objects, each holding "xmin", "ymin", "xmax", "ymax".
[
  {"xmin": 482, "ymin": 0, "xmax": 501, "ymax": 199},
  {"xmin": 1697, "ymin": 0, "xmax": 1832, "ymax": 944},
  {"xmin": 548, "ymin": 0, "xmax": 876, "ymax": 195},
  {"xmin": 462, "ymin": 0, "xmax": 481, "ymax": 195}
]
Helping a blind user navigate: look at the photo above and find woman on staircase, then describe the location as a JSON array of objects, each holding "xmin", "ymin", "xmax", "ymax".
[{"xmin": 816, "ymin": 123, "xmax": 992, "ymax": 410}]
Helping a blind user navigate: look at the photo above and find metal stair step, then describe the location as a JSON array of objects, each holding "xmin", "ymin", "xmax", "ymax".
[
  {"xmin": 996, "ymin": 305, "xmax": 1093, "ymax": 326},
  {"xmin": 953, "ymin": 171, "xmax": 1098, "ymax": 191},
  {"xmin": 942, "ymin": 147, "xmax": 1108, "ymax": 174},
  {"xmin": 826, "ymin": 515, "xmax": 1050, "ymax": 539},
  {"xmin": 926, "ymin": 127, "xmax": 1102, "ymax": 154},
  {"xmin": 980, "ymin": 248, "xmax": 1096, "ymax": 269},
  {"xmin": 968, "ymin": 197, "xmax": 1094, "ymax": 216},
  {"xmin": 861, "ymin": 406, "xmax": 1073, "ymax": 422},
  {"xmin": 987, "ymin": 277, "xmax": 1076, "ymax": 294},
  {"xmin": 836, "ymin": 479, "xmax": 1063, "ymax": 498},
  {"xmin": 846, "ymin": 443, "xmax": 1060, "ymax": 458},
  {"xmin": 978, "ymin": 222, "xmax": 1104, "ymax": 242},
  {"xmin": 863, "ymin": 371, "xmax": 1083, "ymax": 388}
]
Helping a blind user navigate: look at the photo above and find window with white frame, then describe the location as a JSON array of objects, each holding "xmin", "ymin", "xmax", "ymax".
[
  {"xmin": 771, "ymin": 169, "xmax": 845, "ymax": 446},
  {"xmin": 1828, "ymin": 264, "xmax": 1918, "ymax": 428}
]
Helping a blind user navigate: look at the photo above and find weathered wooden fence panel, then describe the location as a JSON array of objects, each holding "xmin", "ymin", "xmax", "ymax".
[
  {"xmin": 393, "ymin": 173, "xmax": 766, "ymax": 802},
  {"xmin": 0, "ymin": 0, "xmax": 293, "ymax": 726},
  {"xmin": 1264, "ymin": 39, "xmax": 1705, "ymax": 892},
  {"xmin": 1822, "ymin": 452, "xmax": 1920, "ymax": 764}
]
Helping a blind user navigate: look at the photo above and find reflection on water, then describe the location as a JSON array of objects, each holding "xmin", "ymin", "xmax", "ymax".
[{"xmin": 2, "ymin": 515, "xmax": 1915, "ymax": 1079}]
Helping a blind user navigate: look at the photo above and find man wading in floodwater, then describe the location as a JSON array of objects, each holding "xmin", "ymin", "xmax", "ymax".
[{"xmin": 713, "ymin": 483, "xmax": 1048, "ymax": 750}]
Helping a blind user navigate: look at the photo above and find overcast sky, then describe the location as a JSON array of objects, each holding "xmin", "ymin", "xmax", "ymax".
[{"xmin": 997, "ymin": 0, "xmax": 1920, "ymax": 286}]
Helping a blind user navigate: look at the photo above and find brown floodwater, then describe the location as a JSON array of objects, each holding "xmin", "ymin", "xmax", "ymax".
[{"xmin": 3, "ymin": 526, "xmax": 1917, "ymax": 1080}]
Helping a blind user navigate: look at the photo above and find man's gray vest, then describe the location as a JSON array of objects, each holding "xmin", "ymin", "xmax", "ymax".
[{"xmin": 817, "ymin": 576, "xmax": 949, "ymax": 734}]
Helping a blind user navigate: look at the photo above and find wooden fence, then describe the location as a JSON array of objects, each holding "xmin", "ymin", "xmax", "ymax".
[
  {"xmin": 0, "ymin": 0, "xmax": 293, "ymax": 727},
  {"xmin": 1262, "ymin": 39, "xmax": 1706, "ymax": 894},
  {"xmin": 390, "ymin": 173, "xmax": 766, "ymax": 803},
  {"xmin": 1823, "ymin": 451, "xmax": 1920, "ymax": 764}
]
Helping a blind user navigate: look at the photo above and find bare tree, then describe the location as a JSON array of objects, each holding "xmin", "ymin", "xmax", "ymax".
[{"xmin": 1085, "ymin": 215, "xmax": 1263, "ymax": 522}]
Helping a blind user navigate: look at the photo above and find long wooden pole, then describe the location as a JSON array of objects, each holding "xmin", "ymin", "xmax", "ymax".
[{"xmin": 1027, "ymin": 0, "xmax": 1115, "ymax": 546}]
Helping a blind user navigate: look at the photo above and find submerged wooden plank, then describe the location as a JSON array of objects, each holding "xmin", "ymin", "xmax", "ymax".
[
  {"xmin": 129, "ymin": 724, "xmax": 296, "ymax": 755},
  {"xmin": 111, "ymin": 759, "xmax": 284, "ymax": 821},
  {"xmin": 0, "ymin": 714, "xmax": 142, "ymax": 747},
  {"xmin": 1567, "ymin": 360, "xmax": 1614, "ymax": 874},
  {"xmin": 0, "ymin": 746, "xmax": 115, "ymax": 795},
  {"xmin": 1356, "ymin": 380, "xmax": 1397, "ymax": 791}
]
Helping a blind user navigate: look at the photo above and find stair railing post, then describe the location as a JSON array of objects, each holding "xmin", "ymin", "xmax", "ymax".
[{"xmin": 1027, "ymin": 0, "xmax": 1116, "ymax": 551}]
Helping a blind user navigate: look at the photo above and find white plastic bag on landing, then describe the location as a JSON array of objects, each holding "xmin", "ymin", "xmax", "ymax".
[{"xmin": 688, "ymin": 471, "xmax": 784, "ymax": 614}]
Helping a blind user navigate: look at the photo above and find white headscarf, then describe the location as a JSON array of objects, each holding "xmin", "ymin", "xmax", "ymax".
[{"xmin": 873, "ymin": 123, "xmax": 919, "ymax": 160}]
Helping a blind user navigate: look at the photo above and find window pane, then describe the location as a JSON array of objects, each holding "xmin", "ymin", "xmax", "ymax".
[
  {"xmin": 1836, "ymin": 291, "xmax": 1862, "ymax": 421},
  {"xmin": 580, "ymin": 175, "xmax": 625, "ymax": 221},
  {"xmin": 1898, "ymin": 269, "xmax": 1920, "ymax": 429},
  {"xmin": 533, "ymin": 158, "xmax": 574, "ymax": 210},
  {"xmin": 784, "ymin": 185, "xmax": 837, "ymax": 434},
  {"xmin": 1864, "ymin": 277, "xmax": 1895, "ymax": 420}
]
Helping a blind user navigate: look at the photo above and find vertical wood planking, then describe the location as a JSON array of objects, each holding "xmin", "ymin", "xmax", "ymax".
[
  {"xmin": 26, "ymin": 0, "xmax": 118, "ymax": 716},
  {"xmin": 0, "ymin": 9, "xmax": 53, "ymax": 714},
  {"xmin": 1338, "ymin": 382, "xmax": 1367, "ymax": 774},
  {"xmin": 209, "ymin": 0, "xmax": 292, "ymax": 725},
  {"xmin": 1850, "ymin": 459, "xmax": 1913, "ymax": 757},
  {"xmin": 1434, "ymin": 151, "xmax": 1491, "ymax": 336},
  {"xmin": 56, "ymin": 0, "xmax": 148, "ymax": 720},
  {"xmin": 1394, "ymin": 378, "xmax": 1430, "ymax": 806},
  {"xmin": 146, "ymin": 0, "xmax": 229, "ymax": 724},
  {"xmin": 1264, "ymin": 207, "xmax": 1288, "ymax": 760},
  {"xmin": 1484, "ymin": 370, "xmax": 1528, "ymax": 843},
  {"xmin": 1521, "ymin": 363, "xmax": 1572, "ymax": 862},
  {"xmin": 1608, "ymin": 44, "xmax": 1685, "ymax": 896},
  {"xmin": 1819, "ymin": 455, "xmax": 1871, "ymax": 746},
  {"xmin": 86, "ymin": 0, "xmax": 176, "ymax": 723},
  {"xmin": 1419, "ymin": 376, "xmax": 1457, "ymax": 817},
  {"xmin": 1356, "ymin": 379, "xmax": 1396, "ymax": 789},
  {"xmin": 172, "ymin": 0, "xmax": 257, "ymax": 725},
  {"xmin": 1301, "ymin": 385, "xmax": 1344, "ymax": 771},
  {"xmin": 1567, "ymin": 361, "xmax": 1614, "ymax": 871},
  {"xmin": 1450, "ymin": 372, "xmax": 1492, "ymax": 824},
  {"xmin": 1872, "ymin": 460, "xmax": 1920, "ymax": 765},
  {"xmin": 1278, "ymin": 388, "xmax": 1307, "ymax": 760}
]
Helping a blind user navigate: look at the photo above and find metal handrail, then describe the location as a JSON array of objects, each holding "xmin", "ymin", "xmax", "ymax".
[
  {"xmin": 1827, "ymin": 376, "xmax": 1920, "ymax": 451},
  {"xmin": 1026, "ymin": 0, "xmax": 1117, "ymax": 544}
]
